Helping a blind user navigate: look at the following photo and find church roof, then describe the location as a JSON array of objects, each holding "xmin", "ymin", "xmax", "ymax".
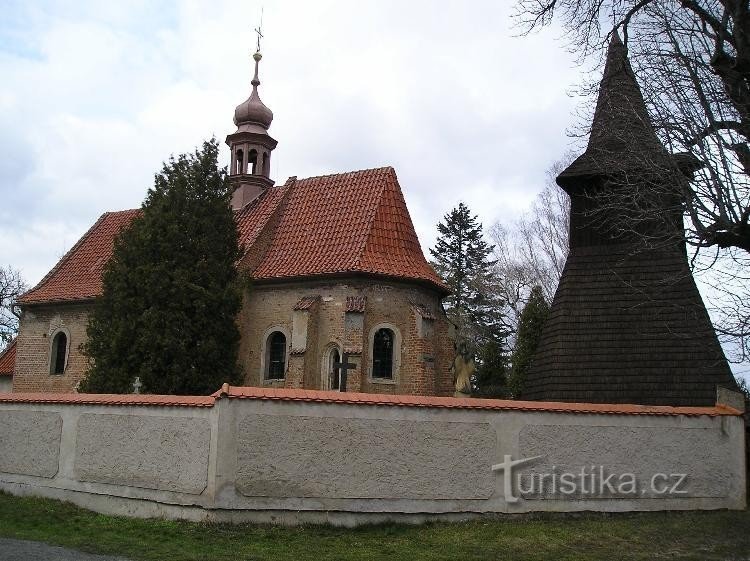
[
  {"xmin": 252, "ymin": 167, "xmax": 445, "ymax": 289},
  {"xmin": 557, "ymin": 33, "xmax": 675, "ymax": 186},
  {"xmin": 19, "ymin": 167, "xmax": 446, "ymax": 305},
  {"xmin": 0, "ymin": 339, "xmax": 16, "ymax": 377},
  {"xmin": 18, "ymin": 210, "xmax": 141, "ymax": 305}
]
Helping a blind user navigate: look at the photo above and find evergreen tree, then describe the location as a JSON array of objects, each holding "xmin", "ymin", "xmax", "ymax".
[
  {"xmin": 430, "ymin": 202, "xmax": 509, "ymax": 394},
  {"xmin": 80, "ymin": 139, "xmax": 243, "ymax": 395},
  {"xmin": 508, "ymin": 285, "xmax": 550, "ymax": 397}
]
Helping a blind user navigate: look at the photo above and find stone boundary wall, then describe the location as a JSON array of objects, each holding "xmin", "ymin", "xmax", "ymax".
[{"xmin": 0, "ymin": 387, "xmax": 745, "ymax": 526}]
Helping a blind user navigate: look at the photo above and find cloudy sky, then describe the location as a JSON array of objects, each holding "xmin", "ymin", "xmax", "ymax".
[
  {"xmin": 0, "ymin": 0, "xmax": 582, "ymax": 280},
  {"xmin": 3, "ymin": 1, "xmax": 745, "ymax": 375}
]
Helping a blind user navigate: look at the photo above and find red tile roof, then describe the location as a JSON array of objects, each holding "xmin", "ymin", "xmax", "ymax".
[
  {"xmin": 19, "ymin": 167, "xmax": 446, "ymax": 306},
  {"xmin": 0, "ymin": 340, "xmax": 16, "ymax": 377},
  {"xmin": 213, "ymin": 385, "xmax": 740, "ymax": 417},
  {"xmin": 345, "ymin": 296, "xmax": 366, "ymax": 312},
  {"xmin": 234, "ymin": 179, "xmax": 290, "ymax": 250},
  {"xmin": 251, "ymin": 168, "xmax": 447, "ymax": 291},
  {"xmin": 0, "ymin": 385, "xmax": 738, "ymax": 417},
  {"xmin": 293, "ymin": 296, "xmax": 318, "ymax": 310},
  {"xmin": 19, "ymin": 210, "xmax": 141, "ymax": 305}
]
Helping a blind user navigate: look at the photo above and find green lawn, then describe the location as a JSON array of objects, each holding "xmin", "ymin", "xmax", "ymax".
[{"xmin": 0, "ymin": 492, "xmax": 748, "ymax": 561}]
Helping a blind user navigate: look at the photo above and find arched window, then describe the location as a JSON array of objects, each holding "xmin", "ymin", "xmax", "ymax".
[
  {"xmin": 261, "ymin": 152, "xmax": 268, "ymax": 176},
  {"xmin": 266, "ymin": 331, "xmax": 287, "ymax": 380},
  {"xmin": 372, "ymin": 328, "xmax": 394, "ymax": 379},
  {"xmin": 50, "ymin": 331, "xmax": 68, "ymax": 375},
  {"xmin": 328, "ymin": 347, "xmax": 341, "ymax": 390},
  {"xmin": 248, "ymin": 149, "xmax": 258, "ymax": 175},
  {"xmin": 235, "ymin": 149, "xmax": 244, "ymax": 174}
]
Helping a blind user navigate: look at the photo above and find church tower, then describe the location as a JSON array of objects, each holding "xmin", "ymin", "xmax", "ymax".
[
  {"xmin": 521, "ymin": 33, "xmax": 738, "ymax": 406},
  {"xmin": 226, "ymin": 46, "xmax": 277, "ymax": 210}
]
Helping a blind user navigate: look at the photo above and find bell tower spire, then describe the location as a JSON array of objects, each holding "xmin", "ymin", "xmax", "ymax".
[{"xmin": 226, "ymin": 23, "xmax": 277, "ymax": 210}]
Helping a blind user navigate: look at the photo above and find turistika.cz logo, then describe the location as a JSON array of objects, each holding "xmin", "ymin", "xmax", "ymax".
[{"xmin": 491, "ymin": 455, "xmax": 688, "ymax": 503}]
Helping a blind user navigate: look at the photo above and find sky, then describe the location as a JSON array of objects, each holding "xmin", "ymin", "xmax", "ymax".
[
  {"xmin": 0, "ymin": 0, "xmax": 581, "ymax": 281},
  {"xmin": 1, "ymin": 0, "xmax": 746, "ymax": 376}
]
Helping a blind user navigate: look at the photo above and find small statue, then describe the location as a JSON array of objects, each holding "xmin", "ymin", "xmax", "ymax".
[{"xmin": 452, "ymin": 341, "xmax": 475, "ymax": 397}]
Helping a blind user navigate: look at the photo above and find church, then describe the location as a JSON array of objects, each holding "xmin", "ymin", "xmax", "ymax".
[
  {"xmin": 7, "ymin": 36, "xmax": 738, "ymax": 406},
  {"xmin": 10, "ymin": 48, "xmax": 456, "ymax": 396}
]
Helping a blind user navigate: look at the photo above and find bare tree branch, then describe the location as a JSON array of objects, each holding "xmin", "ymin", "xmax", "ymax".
[{"xmin": 0, "ymin": 266, "xmax": 28, "ymax": 350}]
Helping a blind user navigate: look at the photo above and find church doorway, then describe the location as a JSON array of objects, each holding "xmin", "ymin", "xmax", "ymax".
[{"xmin": 324, "ymin": 346, "xmax": 341, "ymax": 391}]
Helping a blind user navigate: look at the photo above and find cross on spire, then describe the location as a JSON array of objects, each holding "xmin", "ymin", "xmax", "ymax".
[{"xmin": 254, "ymin": 8, "xmax": 264, "ymax": 53}]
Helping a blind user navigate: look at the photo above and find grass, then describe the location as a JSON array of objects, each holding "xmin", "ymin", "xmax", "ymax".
[{"xmin": 0, "ymin": 492, "xmax": 748, "ymax": 560}]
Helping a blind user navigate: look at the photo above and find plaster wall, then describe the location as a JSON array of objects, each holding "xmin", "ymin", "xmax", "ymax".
[
  {"xmin": 0, "ymin": 377, "xmax": 12, "ymax": 393},
  {"xmin": 0, "ymin": 395, "xmax": 744, "ymax": 526}
]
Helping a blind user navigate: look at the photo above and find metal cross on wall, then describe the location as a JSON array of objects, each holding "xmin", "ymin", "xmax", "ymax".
[{"xmin": 333, "ymin": 353, "xmax": 356, "ymax": 392}]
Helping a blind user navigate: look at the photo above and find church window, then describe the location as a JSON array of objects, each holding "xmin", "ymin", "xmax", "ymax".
[
  {"xmin": 266, "ymin": 331, "xmax": 287, "ymax": 380},
  {"xmin": 328, "ymin": 346, "xmax": 341, "ymax": 390},
  {"xmin": 235, "ymin": 149, "xmax": 244, "ymax": 174},
  {"xmin": 248, "ymin": 149, "xmax": 258, "ymax": 175},
  {"xmin": 50, "ymin": 330, "xmax": 69, "ymax": 375},
  {"xmin": 372, "ymin": 328, "xmax": 394, "ymax": 379},
  {"xmin": 261, "ymin": 152, "xmax": 268, "ymax": 176}
]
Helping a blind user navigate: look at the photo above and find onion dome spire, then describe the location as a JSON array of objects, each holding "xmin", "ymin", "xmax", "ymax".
[
  {"xmin": 233, "ymin": 48, "xmax": 274, "ymax": 131},
  {"xmin": 226, "ymin": 33, "xmax": 278, "ymax": 210}
]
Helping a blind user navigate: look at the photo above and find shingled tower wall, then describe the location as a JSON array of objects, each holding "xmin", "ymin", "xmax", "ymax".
[{"xmin": 521, "ymin": 34, "xmax": 737, "ymax": 406}]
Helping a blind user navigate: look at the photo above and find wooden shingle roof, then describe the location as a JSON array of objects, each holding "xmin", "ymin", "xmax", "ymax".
[
  {"xmin": 522, "ymin": 245, "xmax": 736, "ymax": 406},
  {"xmin": 524, "ymin": 35, "xmax": 737, "ymax": 406},
  {"xmin": 558, "ymin": 33, "xmax": 675, "ymax": 186}
]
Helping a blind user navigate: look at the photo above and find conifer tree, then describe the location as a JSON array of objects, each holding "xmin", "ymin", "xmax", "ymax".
[
  {"xmin": 430, "ymin": 202, "xmax": 509, "ymax": 393},
  {"xmin": 508, "ymin": 285, "xmax": 550, "ymax": 397},
  {"xmin": 80, "ymin": 139, "xmax": 243, "ymax": 395}
]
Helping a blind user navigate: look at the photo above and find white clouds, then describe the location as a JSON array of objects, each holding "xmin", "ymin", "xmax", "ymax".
[
  {"xmin": 0, "ymin": 0, "xmax": 581, "ymax": 282},
  {"xmin": 2, "ymin": 0, "xmax": 746, "ymax": 377}
]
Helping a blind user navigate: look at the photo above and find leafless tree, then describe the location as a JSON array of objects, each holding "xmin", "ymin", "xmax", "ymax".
[
  {"xmin": 516, "ymin": 0, "xmax": 749, "ymax": 250},
  {"xmin": 491, "ymin": 158, "xmax": 571, "ymax": 331},
  {"xmin": 515, "ymin": 0, "xmax": 750, "ymax": 360},
  {"xmin": 0, "ymin": 266, "xmax": 27, "ymax": 350}
]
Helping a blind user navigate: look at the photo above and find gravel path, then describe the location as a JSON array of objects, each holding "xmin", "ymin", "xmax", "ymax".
[{"xmin": 0, "ymin": 538, "xmax": 132, "ymax": 561}]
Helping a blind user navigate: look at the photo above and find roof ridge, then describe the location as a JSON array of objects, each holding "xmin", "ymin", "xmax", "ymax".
[
  {"xmin": 350, "ymin": 168, "xmax": 396, "ymax": 271},
  {"xmin": 295, "ymin": 165, "xmax": 394, "ymax": 183},
  {"xmin": 237, "ymin": 181, "xmax": 295, "ymax": 262},
  {"xmin": 19, "ymin": 212, "xmax": 115, "ymax": 304}
]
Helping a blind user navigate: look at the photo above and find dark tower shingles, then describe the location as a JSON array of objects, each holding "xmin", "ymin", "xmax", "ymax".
[{"xmin": 522, "ymin": 33, "xmax": 737, "ymax": 406}]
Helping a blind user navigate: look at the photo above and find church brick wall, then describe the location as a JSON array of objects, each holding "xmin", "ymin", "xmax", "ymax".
[
  {"xmin": 12, "ymin": 280, "xmax": 453, "ymax": 397},
  {"xmin": 13, "ymin": 303, "xmax": 92, "ymax": 393},
  {"xmin": 237, "ymin": 279, "xmax": 454, "ymax": 396}
]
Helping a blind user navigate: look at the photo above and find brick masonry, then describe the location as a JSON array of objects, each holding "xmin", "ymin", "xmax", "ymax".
[
  {"xmin": 237, "ymin": 278, "xmax": 455, "ymax": 396},
  {"xmin": 13, "ymin": 303, "xmax": 92, "ymax": 393},
  {"xmin": 14, "ymin": 278, "xmax": 455, "ymax": 396}
]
